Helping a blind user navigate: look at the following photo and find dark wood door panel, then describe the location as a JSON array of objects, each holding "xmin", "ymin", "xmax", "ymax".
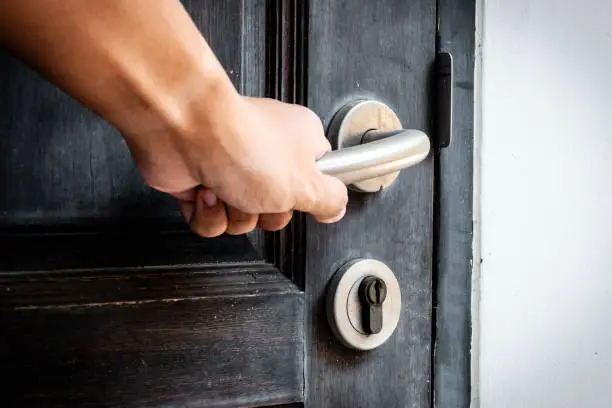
[
  {"xmin": 0, "ymin": 0, "xmax": 263, "ymax": 229},
  {"xmin": 0, "ymin": 267, "xmax": 304, "ymax": 408},
  {"xmin": 0, "ymin": 232, "xmax": 263, "ymax": 275},
  {"xmin": 0, "ymin": 0, "xmax": 443, "ymax": 406},
  {"xmin": 305, "ymin": 0, "xmax": 436, "ymax": 406}
]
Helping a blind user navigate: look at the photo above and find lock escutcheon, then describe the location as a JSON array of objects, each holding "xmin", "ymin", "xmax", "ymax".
[{"xmin": 326, "ymin": 259, "xmax": 401, "ymax": 351}]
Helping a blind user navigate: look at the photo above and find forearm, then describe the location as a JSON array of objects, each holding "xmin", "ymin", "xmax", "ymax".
[{"xmin": 0, "ymin": 0, "xmax": 238, "ymax": 138}]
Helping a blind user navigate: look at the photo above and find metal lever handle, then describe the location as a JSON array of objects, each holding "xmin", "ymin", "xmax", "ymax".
[
  {"xmin": 314, "ymin": 100, "xmax": 430, "ymax": 192},
  {"xmin": 316, "ymin": 129, "xmax": 430, "ymax": 185}
]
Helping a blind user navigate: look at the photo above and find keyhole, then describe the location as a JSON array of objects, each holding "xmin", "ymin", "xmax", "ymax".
[
  {"xmin": 359, "ymin": 276, "xmax": 388, "ymax": 335},
  {"xmin": 367, "ymin": 279, "xmax": 387, "ymax": 305}
]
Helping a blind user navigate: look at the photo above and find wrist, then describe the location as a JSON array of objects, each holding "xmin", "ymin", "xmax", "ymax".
[
  {"xmin": 178, "ymin": 69, "xmax": 243, "ymax": 142},
  {"xmin": 115, "ymin": 50, "xmax": 240, "ymax": 138},
  {"xmin": 119, "ymin": 59, "xmax": 246, "ymax": 185}
]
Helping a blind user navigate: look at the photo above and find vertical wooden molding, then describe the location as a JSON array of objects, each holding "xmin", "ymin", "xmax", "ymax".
[
  {"xmin": 265, "ymin": 0, "xmax": 309, "ymax": 290},
  {"xmin": 433, "ymin": 0, "xmax": 475, "ymax": 407}
]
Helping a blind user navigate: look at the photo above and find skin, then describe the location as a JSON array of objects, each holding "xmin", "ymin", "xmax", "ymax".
[{"xmin": 0, "ymin": 0, "xmax": 348, "ymax": 237}]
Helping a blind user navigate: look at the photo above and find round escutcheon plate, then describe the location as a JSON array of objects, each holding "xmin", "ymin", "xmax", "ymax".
[
  {"xmin": 327, "ymin": 100, "xmax": 404, "ymax": 192},
  {"xmin": 326, "ymin": 258, "xmax": 402, "ymax": 351}
]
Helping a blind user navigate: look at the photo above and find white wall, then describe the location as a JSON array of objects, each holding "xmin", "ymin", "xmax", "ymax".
[{"xmin": 477, "ymin": 1, "xmax": 612, "ymax": 407}]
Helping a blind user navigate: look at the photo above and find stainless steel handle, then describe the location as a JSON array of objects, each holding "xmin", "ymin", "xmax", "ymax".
[
  {"xmin": 315, "ymin": 100, "xmax": 430, "ymax": 192},
  {"xmin": 316, "ymin": 129, "xmax": 430, "ymax": 185}
]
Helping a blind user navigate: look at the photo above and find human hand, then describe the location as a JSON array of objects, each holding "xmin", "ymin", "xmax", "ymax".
[
  {"xmin": 0, "ymin": 0, "xmax": 347, "ymax": 238},
  {"xmin": 126, "ymin": 92, "xmax": 348, "ymax": 238}
]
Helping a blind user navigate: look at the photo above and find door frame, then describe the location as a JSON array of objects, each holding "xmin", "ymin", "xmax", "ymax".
[
  {"xmin": 0, "ymin": 0, "xmax": 475, "ymax": 405},
  {"xmin": 433, "ymin": 0, "xmax": 475, "ymax": 407}
]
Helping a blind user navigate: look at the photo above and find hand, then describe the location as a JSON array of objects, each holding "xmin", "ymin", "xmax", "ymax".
[
  {"xmin": 0, "ymin": 0, "xmax": 347, "ymax": 238},
  {"xmin": 126, "ymin": 93, "xmax": 349, "ymax": 238}
]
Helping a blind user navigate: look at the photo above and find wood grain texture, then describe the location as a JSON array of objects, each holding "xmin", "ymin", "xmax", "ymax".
[
  {"xmin": 0, "ymin": 2, "xmax": 305, "ymax": 407},
  {"xmin": 0, "ymin": 262, "xmax": 290, "ymax": 310},
  {"xmin": 0, "ymin": 266, "xmax": 304, "ymax": 408},
  {"xmin": 264, "ymin": 0, "xmax": 308, "ymax": 289},
  {"xmin": 240, "ymin": 0, "xmax": 268, "ymax": 253},
  {"xmin": 0, "ymin": 230, "xmax": 262, "ymax": 274},
  {"xmin": 434, "ymin": 0, "xmax": 475, "ymax": 406},
  {"xmin": 0, "ymin": 0, "xmax": 443, "ymax": 406},
  {"xmin": 0, "ymin": 0, "xmax": 253, "ymax": 229},
  {"xmin": 305, "ymin": 1, "xmax": 436, "ymax": 407}
]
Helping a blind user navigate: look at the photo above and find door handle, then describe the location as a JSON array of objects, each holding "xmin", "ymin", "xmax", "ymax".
[
  {"xmin": 316, "ymin": 129, "xmax": 430, "ymax": 186},
  {"xmin": 316, "ymin": 100, "xmax": 430, "ymax": 192}
]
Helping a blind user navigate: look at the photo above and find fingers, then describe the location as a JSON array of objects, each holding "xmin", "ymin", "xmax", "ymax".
[
  {"xmin": 189, "ymin": 189, "xmax": 228, "ymax": 238},
  {"xmin": 226, "ymin": 206, "xmax": 258, "ymax": 235},
  {"xmin": 173, "ymin": 189, "xmax": 197, "ymax": 222},
  {"xmin": 181, "ymin": 184, "xmax": 343, "ymax": 236},
  {"xmin": 294, "ymin": 173, "xmax": 348, "ymax": 223},
  {"xmin": 178, "ymin": 188, "xmax": 260, "ymax": 237},
  {"xmin": 317, "ymin": 205, "xmax": 346, "ymax": 224},
  {"xmin": 259, "ymin": 211, "xmax": 293, "ymax": 231},
  {"xmin": 177, "ymin": 168, "xmax": 347, "ymax": 238},
  {"xmin": 288, "ymin": 106, "xmax": 346, "ymax": 223}
]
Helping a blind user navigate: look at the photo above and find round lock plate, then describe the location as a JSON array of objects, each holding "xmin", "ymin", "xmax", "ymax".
[
  {"xmin": 327, "ymin": 100, "xmax": 403, "ymax": 192},
  {"xmin": 326, "ymin": 259, "xmax": 401, "ymax": 350}
]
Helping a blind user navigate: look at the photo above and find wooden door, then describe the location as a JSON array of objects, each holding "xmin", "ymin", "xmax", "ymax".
[{"xmin": 0, "ymin": 1, "xmax": 439, "ymax": 406}]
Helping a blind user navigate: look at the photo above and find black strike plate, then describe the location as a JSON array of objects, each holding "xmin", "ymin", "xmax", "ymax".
[{"xmin": 435, "ymin": 52, "xmax": 453, "ymax": 148}]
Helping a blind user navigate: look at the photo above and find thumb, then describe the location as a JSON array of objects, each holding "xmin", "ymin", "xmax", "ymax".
[{"xmin": 295, "ymin": 173, "xmax": 348, "ymax": 223}]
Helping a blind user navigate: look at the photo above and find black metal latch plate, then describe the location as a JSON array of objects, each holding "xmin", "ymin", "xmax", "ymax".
[{"xmin": 435, "ymin": 52, "xmax": 453, "ymax": 148}]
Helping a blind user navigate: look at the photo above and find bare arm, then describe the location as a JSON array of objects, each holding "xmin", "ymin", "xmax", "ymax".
[
  {"xmin": 0, "ymin": 0, "xmax": 229, "ymax": 138},
  {"xmin": 0, "ymin": 0, "xmax": 347, "ymax": 236}
]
